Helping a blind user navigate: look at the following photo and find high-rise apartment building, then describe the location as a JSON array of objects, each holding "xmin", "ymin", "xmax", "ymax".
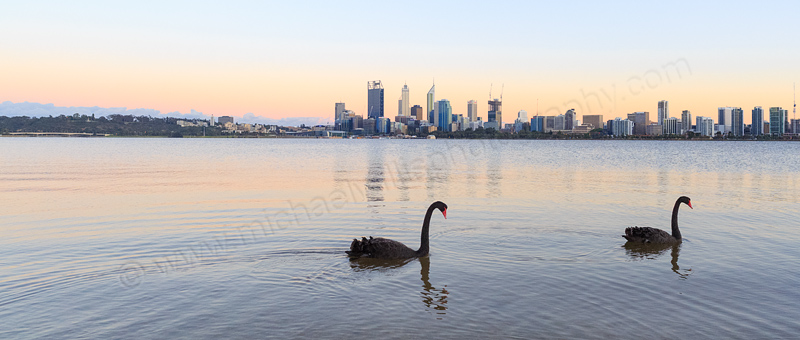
[
  {"xmin": 681, "ymin": 110, "xmax": 692, "ymax": 134},
  {"xmin": 627, "ymin": 112, "xmax": 650, "ymax": 135},
  {"xmin": 564, "ymin": 109, "xmax": 576, "ymax": 130},
  {"xmin": 367, "ymin": 80, "xmax": 384, "ymax": 120},
  {"xmin": 467, "ymin": 100, "xmax": 478, "ymax": 122},
  {"xmin": 769, "ymin": 107, "xmax": 787, "ymax": 136},
  {"xmin": 752, "ymin": 106, "xmax": 764, "ymax": 136},
  {"xmin": 411, "ymin": 105, "xmax": 423, "ymax": 121},
  {"xmin": 608, "ymin": 118, "xmax": 634, "ymax": 136},
  {"xmin": 437, "ymin": 100, "xmax": 452, "ymax": 132},
  {"xmin": 663, "ymin": 117, "xmax": 679, "ymax": 135},
  {"xmin": 427, "ymin": 83, "xmax": 435, "ymax": 123},
  {"xmin": 401, "ymin": 84, "xmax": 409, "ymax": 116}
]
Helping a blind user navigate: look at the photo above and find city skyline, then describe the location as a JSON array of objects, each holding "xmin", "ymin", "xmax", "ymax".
[{"xmin": 2, "ymin": 2, "xmax": 799, "ymax": 125}]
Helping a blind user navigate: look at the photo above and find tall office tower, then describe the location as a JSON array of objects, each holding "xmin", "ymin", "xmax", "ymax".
[
  {"xmin": 398, "ymin": 98, "xmax": 403, "ymax": 116},
  {"xmin": 658, "ymin": 100, "xmax": 669, "ymax": 124},
  {"xmin": 718, "ymin": 107, "xmax": 734, "ymax": 134},
  {"xmin": 517, "ymin": 110, "xmax": 528, "ymax": 123},
  {"xmin": 335, "ymin": 102, "xmax": 346, "ymax": 122},
  {"xmin": 752, "ymin": 106, "xmax": 764, "ymax": 136},
  {"xmin": 401, "ymin": 84, "xmax": 409, "ymax": 116},
  {"xmin": 367, "ymin": 80, "xmax": 384, "ymax": 120},
  {"xmin": 627, "ymin": 112, "xmax": 650, "ymax": 135},
  {"xmin": 769, "ymin": 107, "xmax": 787, "ymax": 136},
  {"xmin": 544, "ymin": 116, "xmax": 555, "ymax": 132},
  {"xmin": 663, "ymin": 117, "xmax": 679, "ymax": 135},
  {"xmin": 790, "ymin": 119, "xmax": 800, "ymax": 134},
  {"xmin": 731, "ymin": 107, "xmax": 744, "ymax": 136},
  {"xmin": 696, "ymin": 116, "xmax": 714, "ymax": 136},
  {"xmin": 564, "ymin": 109, "xmax": 576, "ymax": 130},
  {"xmin": 411, "ymin": 105, "xmax": 423, "ymax": 121},
  {"xmin": 554, "ymin": 114, "xmax": 566, "ymax": 130},
  {"xmin": 437, "ymin": 100, "xmax": 452, "ymax": 132},
  {"xmin": 681, "ymin": 110, "xmax": 692, "ymax": 134},
  {"xmin": 427, "ymin": 83, "xmax": 435, "ymax": 123},
  {"xmin": 467, "ymin": 100, "xmax": 478, "ymax": 122},
  {"xmin": 488, "ymin": 98, "xmax": 502, "ymax": 129},
  {"xmin": 582, "ymin": 115, "xmax": 603, "ymax": 130}
]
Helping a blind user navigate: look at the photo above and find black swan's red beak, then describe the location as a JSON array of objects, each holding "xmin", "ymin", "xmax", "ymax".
[
  {"xmin": 442, "ymin": 209, "xmax": 447, "ymax": 219},
  {"xmin": 687, "ymin": 201, "xmax": 693, "ymax": 209}
]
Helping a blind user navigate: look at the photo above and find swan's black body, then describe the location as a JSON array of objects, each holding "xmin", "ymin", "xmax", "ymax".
[
  {"xmin": 347, "ymin": 201, "xmax": 447, "ymax": 259},
  {"xmin": 623, "ymin": 196, "xmax": 692, "ymax": 244}
]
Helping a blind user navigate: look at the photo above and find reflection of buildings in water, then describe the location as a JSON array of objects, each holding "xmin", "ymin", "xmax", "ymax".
[
  {"xmin": 486, "ymin": 153, "xmax": 502, "ymax": 199},
  {"xmin": 347, "ymin": 256, "xmax": 448, "ymax": 318},
  {"xmin": 366, "ymin": 145, "xmax": 385, "ymax": 203},
  {"xmin": 623, "ymin": 243, "xmax": 691, "ymax": 279},
  {"xmin": 425, "ymin": 147, "xmax": 451, "ymax": 201}
]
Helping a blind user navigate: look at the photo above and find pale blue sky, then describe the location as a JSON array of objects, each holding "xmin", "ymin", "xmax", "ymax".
[{"xmin": 2, "ymin": 1, "xmax": 798, "ymax": 124}]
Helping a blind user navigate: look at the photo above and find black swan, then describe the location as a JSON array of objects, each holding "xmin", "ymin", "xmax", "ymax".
[
  {"xmin": 347, "ymin": 201, "xmax": 447, "ymax": 259},
  {"xmin": 623, "ymin": 196, "xmax": 692, "ymax": 244}
]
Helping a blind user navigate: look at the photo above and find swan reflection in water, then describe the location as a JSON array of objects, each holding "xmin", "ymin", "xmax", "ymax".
[
  {"xmin": 348, "ymin": 256, "xmax": 449, "ymax": 317},
  {"xmin": 622, "ymin": 243, "xmax": 692, "ymax": 279}
]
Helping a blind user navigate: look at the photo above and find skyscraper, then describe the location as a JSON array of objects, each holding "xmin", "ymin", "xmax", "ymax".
[
  {"xmin": 467, "ymin": 100, "xmax": 478, "ymax": 122},
  {"xmin": 437, "ymin": 100, "xmax": 452, "ymax": 132},
  {"xmin": 488, "ymin": 98, "xmax": 502, "ymax": 129},
  {"xmin": 718, "ymin": 107, "xmax": 734, "ymax": 134},
  {"xmin": 752, "ymin": 106, "xmax": 764, "ymax": 136},
  {"xmin": 769, "ymin": 107, "xmax": 787, "ymax": 136},
  {"xmin": 367, "ymin": 80, "xmax": 384, "ymax": 120},
  {"xmin": 554, "ymin": 114, "xmax": 565, "ymax": 131},
  {"xmin": 335, "ymin": 102, "xmax": 346, "ymax": 122},
  {"xmin": 427, "ymin": 83, "xmax": 435, "ymax": 123},
  {"xmin": 658, "ymin": 100, "xmax": 669, "ymax": 125},
  {"xmin": 401, "ymin": 84, "xmax": 409, "ymax": 116},
  {"xmin": 411, "ymin": 105, "xmax": 423, "ymax": 121},
  {"xmin": 517, "ymin": 110, "xmax": 528, "ymax": 123},
  {"xmin": 681, "ymin": 110, "xmax": 692, "ymax": 134},
  {"xmin": 531, "ymin": 116, "xmax": 544, "ymax": 132},
  {"xmin": 731, "ymin": 107, "xmax": 744, "ymax": 136},
  {"xmin": 564, "ymin": 109, "xmax": 575, "ymax": 130}
]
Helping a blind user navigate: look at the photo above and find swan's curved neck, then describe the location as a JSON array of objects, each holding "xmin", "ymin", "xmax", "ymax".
[
  {"xmin": 416, "ymin": 205, "xmax": 436, "ymax": 257},
  {"xmin": 671, "ymin": 200, "xmax": 683, "ymax": 240}
]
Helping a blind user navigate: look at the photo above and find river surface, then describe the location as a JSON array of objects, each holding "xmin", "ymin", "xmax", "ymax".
[{"xmin": 1, "ymin": 138, "xmax": 799, "ymax": 339}]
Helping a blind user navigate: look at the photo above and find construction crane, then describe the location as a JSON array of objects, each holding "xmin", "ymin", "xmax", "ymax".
[
  {"xmin": 489, "ymin": 83, "xmax": 493, "ymax": 100},
  {"xmin": 500, "ymin": 83, "xmax": 504, "ymax": 102}
]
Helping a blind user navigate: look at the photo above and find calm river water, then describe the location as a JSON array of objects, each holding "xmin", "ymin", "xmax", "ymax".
[{"xmin": 1, "ymin": 138, "xmax": 798, "ymax": 339}]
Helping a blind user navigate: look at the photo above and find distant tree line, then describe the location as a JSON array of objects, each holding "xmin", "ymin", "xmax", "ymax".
[{"xmin": 0, "ymin": 114, "xmax": 224, "ymax": 137}]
